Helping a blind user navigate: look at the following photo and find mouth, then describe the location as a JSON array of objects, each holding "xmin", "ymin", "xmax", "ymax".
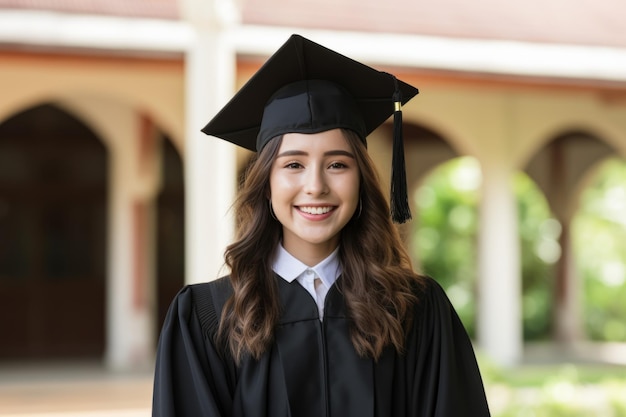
[{"xmin": 297, "ymin": 206, "xmax": 336, "ymax": 215}]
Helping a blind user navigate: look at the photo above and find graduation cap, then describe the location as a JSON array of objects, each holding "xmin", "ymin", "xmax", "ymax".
[{"xmin": 202, "ymin": 34, "xmax": 419, "ymax": 223}]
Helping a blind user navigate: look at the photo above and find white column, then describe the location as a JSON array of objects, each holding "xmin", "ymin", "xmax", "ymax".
[
  {"xmin": 104, "ymin": 110, "xmax": 157, "ymax": 371},
  {"xmin": 477, "ymin": 163, "xmax": 523, "ymax": 366},
  {"xmin": 181, "ymin": 0, "xmax": 238, "ymax": 284}
]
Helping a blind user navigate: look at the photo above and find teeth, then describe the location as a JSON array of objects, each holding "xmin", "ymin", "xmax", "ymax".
[{"xmin": 299, "ymin": 206, "xmax": 333, "ymax": 215}]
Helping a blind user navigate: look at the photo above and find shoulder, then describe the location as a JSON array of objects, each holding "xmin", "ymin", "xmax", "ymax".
[
  {"xmin": 172, "ymin": 276, "xmax": 233, "ymax": 307},
  {"xmin": 409, "ymin": 275, "xmax": 475, "ymax": 344},
  {"xmin": 187, "ymin": 276, "xmax": 234, "ymax": 303},
  {"xmin": 411, "ymin": 275, "xmax": 445, "ymax": 301},
  {"xmin": 188, "ymin": 275, "xmax": 233, "ymax": 312},
  {"xmin": 173, "ymin": 276, "xmax": 233, "ymax": 336},
  {"xmin": 410, "ymin": 275, "xmax": 456, "ymax": 318}
]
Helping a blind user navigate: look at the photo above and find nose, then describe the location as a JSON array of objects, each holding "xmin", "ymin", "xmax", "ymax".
[{"xmin": 303, "ymin": 166, "xmax": 329, "ymax": 196}]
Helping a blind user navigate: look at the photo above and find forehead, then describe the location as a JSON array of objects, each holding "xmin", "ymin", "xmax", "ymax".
[{"xmin": 278, "ymin": 129, "xmax": 352, "ymax": 152}]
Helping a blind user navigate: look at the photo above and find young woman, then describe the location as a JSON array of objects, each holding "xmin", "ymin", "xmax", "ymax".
[{"xmin": 152, "ymin": 34, "xmax": 491, "ymax": 417}]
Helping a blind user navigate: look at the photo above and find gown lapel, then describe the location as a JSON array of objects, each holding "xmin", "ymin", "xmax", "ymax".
[{"xmin": 275, "ymin": 275, "xmax": 375, "ymax": 417}]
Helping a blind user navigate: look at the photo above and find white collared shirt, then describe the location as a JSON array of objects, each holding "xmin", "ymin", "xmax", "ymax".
[{"xmin": 272, "ymin": 244, "xmax": 342, "ymax": 320}]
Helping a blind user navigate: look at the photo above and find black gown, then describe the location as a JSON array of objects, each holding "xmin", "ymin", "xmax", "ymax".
[{"xmin": 152, "ymin": 275, "xmax": 491, "ymax": 416}]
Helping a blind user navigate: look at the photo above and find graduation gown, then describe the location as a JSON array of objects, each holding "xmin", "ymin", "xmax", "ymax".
[{"xmin": 152, "ymin": 275, "xmax": 490, "ymax": 416}]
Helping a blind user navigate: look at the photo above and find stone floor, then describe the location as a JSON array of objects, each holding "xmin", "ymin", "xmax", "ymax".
[{"xmin": 0, "ymin": 361, "xmax": 152, "ymax": 417}]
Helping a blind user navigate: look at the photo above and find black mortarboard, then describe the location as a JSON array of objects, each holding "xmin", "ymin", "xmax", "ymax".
[{"xmin": 202, "ymin": 34, "xmax": 419, "ymax": 223}]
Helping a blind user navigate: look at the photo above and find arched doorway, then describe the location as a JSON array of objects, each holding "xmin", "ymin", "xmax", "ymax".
[
  {"xmin": 156, "ymin": 135, "xmax": 185, "ymax": 335},
  {"xmin": 0, "ymin": 104, "xmax": 107, "ymax": 359},
  {"xmin": 525, "ymin": 130, "xmax": 615, "ymax": 344}
]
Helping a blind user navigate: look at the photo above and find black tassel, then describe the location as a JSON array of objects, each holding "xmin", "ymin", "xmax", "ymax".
[{"xmin": 390, "ymin": 76, "xmax": 412, "ymax": 224}]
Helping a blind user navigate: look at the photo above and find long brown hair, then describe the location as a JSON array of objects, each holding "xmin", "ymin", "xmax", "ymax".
[{"xmin": 219, "ymin": 129, "xmax": 422, "ymax": 362}]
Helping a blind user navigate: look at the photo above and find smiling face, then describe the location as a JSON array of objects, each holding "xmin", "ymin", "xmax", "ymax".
[{"xmin": 269, "ymin": 129, "xmax": 361, "ymax": 265}]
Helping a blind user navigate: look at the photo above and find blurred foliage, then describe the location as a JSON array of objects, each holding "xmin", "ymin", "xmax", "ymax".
[
  {"xmin": 413, "ymin": 156, "xmax": 626, "ymax": 342},
  {"xmin": 413, "ymin": 157, "xmax": 480, "ymax": 336},
  {"xmin": 573, "ymin": 158, "xmax": 626, "ymax": 342},
  {"xmin": 478, "ymin": 354, "xmax": 626, "ymax": 417},
  {"xmin": 515, "ymin": 173, "xmax": 558, "ymax": 340}
]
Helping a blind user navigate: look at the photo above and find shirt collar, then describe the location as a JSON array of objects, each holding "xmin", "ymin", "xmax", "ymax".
[{"xmin": 272, "ymin": 244, "xmax": 342, "ymax": 288}]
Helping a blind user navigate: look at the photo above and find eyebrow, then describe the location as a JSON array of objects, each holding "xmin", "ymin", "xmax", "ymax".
[{"xmin": 276, "ymin": 149, "xmax": 355, "ymax": 159}]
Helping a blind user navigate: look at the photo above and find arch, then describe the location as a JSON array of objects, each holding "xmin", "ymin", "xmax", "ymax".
[
  {"xmin": 155, "ymin": 134, "xmax": 186, "ymax": 336},
  {"xmin": 524, "ymin": 128, "xmax": 622, "ymax": 345},
  {"xmin": 371, "ymin": 120, "xmax": 462, "ymax": 191},
  {"xmin": 0, "ymin": 103, "xmax": 108, "ymax": 359},
  {"xmin": 517, "ymin": 121, "xmax": 625, "ymax": 173},
  {"xmin": 402, "ymin": 110, "xmax": 478, "ymax": 158},
  {"xmin": 368, "ymin": 120, "xmax": 467, "ymax": 259},
  {"xmin": 0, "ymin": 55, "xmax": 185, "ymax": 155},
  {"xmin": 524, "ymin": 129, "xmax": 616, "ymax": 222},
  {"xmin": 0, "ymin": 91, "xmax": 184, "ymax": 160}
]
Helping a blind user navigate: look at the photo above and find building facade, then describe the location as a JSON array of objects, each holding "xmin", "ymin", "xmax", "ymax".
[{"xmin": 1, "ymin": 0, "xmax": 625, "ymax": 369}]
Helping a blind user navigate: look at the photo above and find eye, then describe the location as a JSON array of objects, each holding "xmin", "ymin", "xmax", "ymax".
[
  {"xmin": 284, "ymin": 161, "xmax": 303, "ymax": 169},
  {"xmin": 328, "ymin": 161, "xmax": 348, "ymax": 169}
]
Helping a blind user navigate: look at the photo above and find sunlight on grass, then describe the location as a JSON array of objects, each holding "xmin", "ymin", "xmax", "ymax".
[{"xmin": 478, "ymin": 355, "xmax": 626, "ymax": 416}]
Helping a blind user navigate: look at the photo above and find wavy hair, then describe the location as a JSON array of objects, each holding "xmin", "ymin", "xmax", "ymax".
[{"xmin": 219, "ymin": 129, "xmax": 423, "ymax": 362}]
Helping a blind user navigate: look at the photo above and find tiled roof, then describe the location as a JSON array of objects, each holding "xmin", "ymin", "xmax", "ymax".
[
  {"xmin": 0, "ymin": 0, "xmax": 179, "ymax": 19},
  {"xmin": 1, "ymin": 0, "xmax": 625, "ymax": 48},
  {"xmin": 240, "ymin": 0, "xmax": 626, "ymax": 48}
]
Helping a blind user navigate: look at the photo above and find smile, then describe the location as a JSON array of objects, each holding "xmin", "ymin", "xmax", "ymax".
[{"xmin": 298, "ymin": 206, "xmax": 335, "ymax": 215}]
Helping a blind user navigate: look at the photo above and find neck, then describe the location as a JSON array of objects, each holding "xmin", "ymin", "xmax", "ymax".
[{"xmin": 282, "ymin": 240, "xmax": 338, "ymax": 267}]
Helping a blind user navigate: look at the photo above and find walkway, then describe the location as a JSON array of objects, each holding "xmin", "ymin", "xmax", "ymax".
[{"xmin": 0, "ymin": 362, "xmax": 152, "ymax": 417}]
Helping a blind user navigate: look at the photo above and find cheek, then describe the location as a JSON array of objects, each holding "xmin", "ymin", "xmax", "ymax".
[
  {"xmin": 348, "ymin": 187, "xmax": 360, "ymax": 208},
  {"xmin": 269, "ymin": 172, "xmax": 296, "ymax": 200},
  {"xmin": 337, "ymin": 175, "xmax": 360, "ymax": 205},
  {"xmin": 268, "ymin": 167, "xmax": 283, "ymax": 194}
]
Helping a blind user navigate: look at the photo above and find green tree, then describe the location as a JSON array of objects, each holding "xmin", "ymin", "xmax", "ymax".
[
  {"xmin": 413, "ymin": 157, "xmax": 480, "ymax": 337},
  {"xmin": 573, "ymin": 158, "xmax": 626, "ymax": 342},
  {"xmin": 515, "ymin": 173, "xmax": 557, "ymax": 340}
]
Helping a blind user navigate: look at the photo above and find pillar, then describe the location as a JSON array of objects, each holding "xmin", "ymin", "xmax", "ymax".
[
  {"xmin": 181, "ymin": 0, "xmax": 238, "ymax": 285},
  {"xmin": 105, "ymin": 109, "xmax": 159, "ymax": 370},
  {"xmin": 554, "ymin": 223, "xmax": 583, "ymax": 343},
  {"xmin": 477, "ymin": 163, "xmax": 523, "ymax": 366},
  {"xmin": 548, "ymin": 140, "xmax": 583, "ymax": 344}
]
